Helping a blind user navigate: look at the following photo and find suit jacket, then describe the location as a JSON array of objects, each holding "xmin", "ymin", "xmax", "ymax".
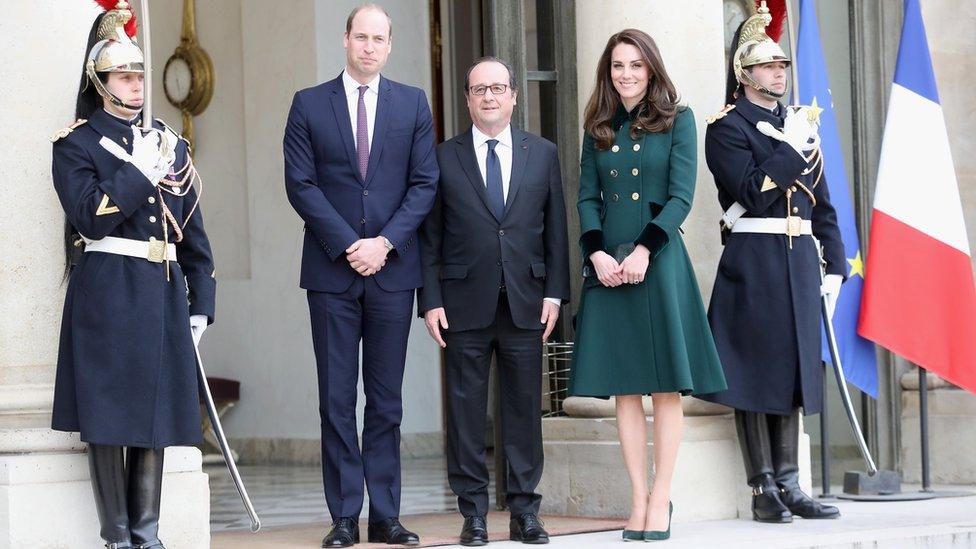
[
  {"xmin": 418, "ymin": 127, "xmax": 570, "ymax": 331},
  {"xmin": 283, "ymin": 73, "xmax": 439, "ymax": 293}
]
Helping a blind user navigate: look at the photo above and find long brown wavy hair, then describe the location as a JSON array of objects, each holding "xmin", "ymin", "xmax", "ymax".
[{"xmin": 583, "ymin": 29, "xmax": 679, "ymax": 150}]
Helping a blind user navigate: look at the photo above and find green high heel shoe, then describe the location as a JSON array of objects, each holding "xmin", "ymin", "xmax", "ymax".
[
  {"xmin": 621, "ymin": 528, "xmax": 644, "ymax": 542},
  {"xmin": 643, "ymin": 501, "xmax": 672, "ymax": 541}
]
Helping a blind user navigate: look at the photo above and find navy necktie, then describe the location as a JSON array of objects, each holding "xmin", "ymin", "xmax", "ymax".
[{"xmin": 485, "ymin": 139, "xmax": 504, "ymax": 218}]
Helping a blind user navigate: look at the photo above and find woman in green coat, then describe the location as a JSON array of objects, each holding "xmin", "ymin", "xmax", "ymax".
[{"xmin": 569, "ymin": 29, "xmax": 727, "ymax": 541}]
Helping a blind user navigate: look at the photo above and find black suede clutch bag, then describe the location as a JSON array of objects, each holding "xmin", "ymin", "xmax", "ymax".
[{"xmin": 582, "ymin": 242, "xmax": 635, "ymax": 278}]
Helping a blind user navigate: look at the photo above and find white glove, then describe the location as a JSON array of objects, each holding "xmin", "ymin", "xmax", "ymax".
[
  {"xmin": 130, "ymin": 127, "xmax": 173, "ymax": 185},
  {"xmin": 782, "ymin": 108, "xmax": 818, "ymax": 156},
  {"xmin": 158, "ymin": 127, "xmax": 179, "ymax": 167},
  {"xmin": 190, "ymin": 314, "xmax": 209, "ymax": 347},
  {"xmin": 821, "ymin": 274, "xmax": 843, "ymax": 321}
]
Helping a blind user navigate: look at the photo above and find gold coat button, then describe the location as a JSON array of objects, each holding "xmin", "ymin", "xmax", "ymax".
[
  {"xmin": 149, "ymin": 215, "xmax": 157, "ymax": 223},
  {"xmin": 610, "ymin": 169, "xmax": 618, "ymax": 177},
  {"xmin": 611, "ymin": 145, "xmax": 620, "ymax": 153},
  {"xmin": 792, "ymin": 207, "xmax": 799, "ymax": 213},
  {"xmin": 632, "ymin": 168, "xmax": 639, "ymax": 176},
  {"xmin": 631, "ymin": 192, "xmax": 640, "ymax": 201},
  {"xmin": 790, "ymin": 185, "xmax": 798, "ymax": 192},
  {"xmin": 148, "ymin": 196, "xmax": 156, "ymax": 204},
  {"xmin": 122, "ymin": 137, "xmax": 128, "ymax": 145},
  {"xmin": 612, "ymin": 193, "xmax": 619, "ymax": 202},
  {"xmin": 633, "ymin": 144, "xmax": 641, "ymax": 152}
]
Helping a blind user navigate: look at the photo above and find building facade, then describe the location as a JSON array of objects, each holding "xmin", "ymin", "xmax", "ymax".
[{"xmin": 2, "ymin": 0, "xmax": 974, "ymax": 545}]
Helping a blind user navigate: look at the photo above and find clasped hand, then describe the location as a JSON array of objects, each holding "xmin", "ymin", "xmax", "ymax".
[
  {"xmin": 346, "ymin": 237, "xmax": 389, "ymax": 276},
  {"xmin": 589, "ymin": 245, "xmax": 650, "ymax": 287}
]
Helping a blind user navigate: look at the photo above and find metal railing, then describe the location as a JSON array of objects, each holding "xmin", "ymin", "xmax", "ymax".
[{"xmin": 542, "ymin": 341, "xmax": 574, "ymax": 417}]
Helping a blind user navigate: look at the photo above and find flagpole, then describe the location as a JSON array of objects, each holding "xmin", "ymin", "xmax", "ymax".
[
  {"xmin": 785, "ymin": 0, "xmax": 800, "ymax": 106},
  {"xmin": 820, "ymin": 363, "xmax": 832, "ymax": 497},
  {"xmin": 918, "ymin": 367, "xmax": 931, "ymax": 492}
]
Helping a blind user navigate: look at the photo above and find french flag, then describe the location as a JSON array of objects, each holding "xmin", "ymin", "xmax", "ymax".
[{"xmin": 859, "ymin": 0, "xmax": 976, "ymax": 394}]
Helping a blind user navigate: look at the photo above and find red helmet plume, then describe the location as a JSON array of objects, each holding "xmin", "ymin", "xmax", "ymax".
[
  {"xmin": 92, "ymin": 0, "xmax": 138, "ymax": 38},
  {"xmin": 758, "ymin": 0, "xmax": 787, "ymax": 43}
]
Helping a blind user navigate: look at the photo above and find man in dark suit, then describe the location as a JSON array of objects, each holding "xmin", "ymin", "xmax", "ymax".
[
  {"xmin": 418, "ymin": 56, "xmax": 570, "ymax": 546},
  {"xmin": 283, "ymin": 4, "xmax": 438, "ymax": 547}
]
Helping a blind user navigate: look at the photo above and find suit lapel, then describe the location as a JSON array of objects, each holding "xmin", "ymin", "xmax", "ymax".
[
  {"xmin": 327, "ymin": 77, "xmax": 363, "ymax": 185},
  {"xmin": 504, "ymin": 130, "xmax": 530, "ymax": 217},
  {"xmin": 364, "ymin": 76, "xmax": 393, "ymax": 188},
  {"xmin": 455, "ymin": 129, "xmax": 500, "ymax": 223}
]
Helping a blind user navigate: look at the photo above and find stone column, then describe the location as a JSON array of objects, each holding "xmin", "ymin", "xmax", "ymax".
[{"xmin": 0, "ymin": 3, "xmax": 208, "ymax": 547}]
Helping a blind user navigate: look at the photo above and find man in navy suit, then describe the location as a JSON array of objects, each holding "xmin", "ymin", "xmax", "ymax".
[{"xmin": 283, "ymin": 4, "xmax": 438, "ymax": 547}]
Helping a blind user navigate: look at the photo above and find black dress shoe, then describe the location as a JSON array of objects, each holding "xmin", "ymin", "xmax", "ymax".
[
  {"xmin": 460, "ymin": 515, "xmax": 489, "ymax": 546},
  {"xmin": 752, "ymin": 484, "xmax": 793, "ymax": 523},
  {"xmin": 322, "ymin": 517, "xmax": 359, "ymax": 548},
  {"xmin": 509, "ymin": 513, "xmax": 549, "ymax": 544},
  {"xmin": 780, "ymin": 487, "xmax": 841, "ymax": 519},
  {"xmin": 367, "ymin": 517, "xmax": 420, "ymax": 546}
]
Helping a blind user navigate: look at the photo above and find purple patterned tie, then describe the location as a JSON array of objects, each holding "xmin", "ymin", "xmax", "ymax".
[{"xmin": 356, "ymin": 85, "xmax": 369, "ymax": 180}]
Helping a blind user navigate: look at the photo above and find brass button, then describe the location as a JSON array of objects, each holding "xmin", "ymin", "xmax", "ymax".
[
  {"xmin": 790, "ymin": 185, "xmax": 798, "ymax": 192},
  {"xmin": 632, "ymin": 192, "xmax": 640, "ymax": 201},
  {"xmin": 122, "ymin": 137, "xmax": 128, "ymax": 145},
  {"xmin": 611, "ymin": 145, "xmax": 620, "ymax": 153},
  {"xmin": 633, "ymin": 144, "xmax": 641, "ymax": 152},
  {"xmin": 149, "ymin": 237, "xmax": 157, "ymax": 243},
  {"xmin": 792, "ymin": 207, "xmax": 799, "ymax": 213},
  {"xmin": 610, "ymin": 169, "xmax": 618, "ymax": 177},
  {"xmin": 148, "ymin": 196, "xmax": 156, "ymax": 204},
  {"xmin": 632, "ymin": 168, "xmax": 639, "ymax": 176},
  {"xmin": 149, "ymin": 215, "xmax": 157, "ymax": 223},
  {"xmin": 612, "ymin": 193, "xmax": 619, "ymax": 202}
]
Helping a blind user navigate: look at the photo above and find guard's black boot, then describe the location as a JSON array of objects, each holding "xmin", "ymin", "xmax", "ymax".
[
  {"xmin": 770, "ymin": 411, "xmax": 840, "ymax": 519},
  {"xmin": 88, "ymin": 444, "xmax": 133, "ymax": 548},
  {"xmin": 127, "ymin": 447, "xmax": 166, "ymax": 548},
  {"xmin": 736, "ymin": 411, "xmax": 792, "ymax": 523}
]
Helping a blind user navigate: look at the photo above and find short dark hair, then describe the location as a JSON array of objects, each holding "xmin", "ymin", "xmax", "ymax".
[
  {"xmin": 346, "ymin": 3, "xmax": 393, "ymax": 38},
  {"xmin": 464, "ymin": 56, "xmax": 517, "ymax": 93}
]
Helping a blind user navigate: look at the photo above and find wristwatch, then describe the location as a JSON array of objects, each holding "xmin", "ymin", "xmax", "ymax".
[{"xmin": 380, "ymin": 236, "xmax": 395, "ymax": 252}]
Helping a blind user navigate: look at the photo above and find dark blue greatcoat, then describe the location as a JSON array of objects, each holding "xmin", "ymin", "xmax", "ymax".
[
  {"xmin": 50, "ymin": 108, "xmax": 216, "ymax": 448},
  {"xmin": 698, "ymin": 96, "xmax": 846, "ymax": 416}
]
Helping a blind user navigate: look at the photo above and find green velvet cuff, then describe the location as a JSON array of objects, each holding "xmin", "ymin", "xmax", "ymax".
[
  {"xmin": 580, "ymin": 230, "xmax": 605, "ymax": 259},
  {"xmin": 634, "ymin": 222, "xmax": 669, "ymax": 258}
]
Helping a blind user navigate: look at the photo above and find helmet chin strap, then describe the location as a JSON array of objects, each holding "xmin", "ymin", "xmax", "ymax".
[
  {"xmin": 106, "ymin": 94, "xmax": 143, "ymax": 113},
  {"xmin": 738, "ymin": 73, "xmax": 787, "ymax": 103}
]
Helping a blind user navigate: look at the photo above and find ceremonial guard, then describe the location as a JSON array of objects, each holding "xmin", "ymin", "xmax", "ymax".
[
  {"xmin": 700, "ymin": 2, "xmax": 844, "ymax": 523},
  {"xmin": 50, "ymin": 3, "xmax": 216, "ymax": 547}
]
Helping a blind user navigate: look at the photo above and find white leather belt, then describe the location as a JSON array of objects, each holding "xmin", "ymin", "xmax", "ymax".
[
  {"xmin": 730, "ymin": 217, "xmax": 812, "ymax": 236},
  {"xmin": 84, "ymin": 236, "xmax": 176, "ymax": 263}
]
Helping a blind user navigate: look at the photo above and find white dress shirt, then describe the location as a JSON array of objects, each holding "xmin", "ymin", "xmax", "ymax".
[
  {"xmin": 342, "ymin": 69, "xmax": 380, "ymax": 151},
  {"xmin": 471, "ymin": 125, "xmax": 561, "ymax": 308}
]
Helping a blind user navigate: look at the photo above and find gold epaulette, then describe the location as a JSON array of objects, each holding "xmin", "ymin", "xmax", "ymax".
[
  {"xmin": 706, "ymin": 104, "xmax": 735, "ymax": 124},
  {"xmin": 50, "ymin": 119, "xmax": 87, "ymax": 142}
]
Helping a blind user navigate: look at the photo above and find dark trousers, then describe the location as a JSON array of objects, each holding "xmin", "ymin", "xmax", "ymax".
[
  {"xmin": 443, "ymin": 293, "xmax": 544, "ymax": 518},
  {"xmin": 307, "ymin": 276, "xmax": 414, "ymax": 522}
]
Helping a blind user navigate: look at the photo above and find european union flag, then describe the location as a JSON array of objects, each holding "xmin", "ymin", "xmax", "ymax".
[{"xmin": 797, "ymin": 0, "xmax": 879, "ymax": 397}]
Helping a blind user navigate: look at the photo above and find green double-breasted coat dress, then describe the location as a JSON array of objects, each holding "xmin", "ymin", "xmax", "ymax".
[{"xmin": 568, "ymin": 106, "xmax": 727, "ymax": 397}]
